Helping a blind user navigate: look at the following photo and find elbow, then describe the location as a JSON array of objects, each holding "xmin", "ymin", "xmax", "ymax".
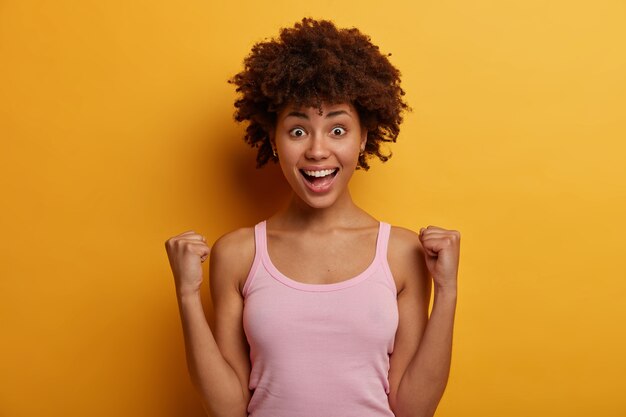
[
  {"xmin": 392, "ymin": 405, "xmax": 436, "ymax": 417},
  {"xmin": 390, "ymin": 380, "xmax": 447, "ymax": 417},
  {"xmin": 189, "ymin": 378, "xmax": 249, "ymax": 417},
  {"xmin": 201, "ymin": 397, "xmax": 248, "ymax": 417},
  {"xmin": 388, "ymin": 391, "xmax": 398, "ymax": 416}
]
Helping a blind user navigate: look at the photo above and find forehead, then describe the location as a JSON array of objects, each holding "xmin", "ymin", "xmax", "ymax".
[{"xmin": 277, "ymin": 102, "xmax": 356, "ymax": 119}]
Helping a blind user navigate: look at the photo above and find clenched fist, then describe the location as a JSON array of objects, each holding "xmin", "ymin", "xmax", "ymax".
[
  {"xmin": 165, "ymin": 231, "xmax": 211, "ymax": 296},
  {"xmin": 418, "ymin": 225, "xmax": 460, "ymax": 291}
]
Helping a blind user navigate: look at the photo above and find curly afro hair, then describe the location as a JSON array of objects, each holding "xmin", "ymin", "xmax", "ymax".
[{"xmin": 228, "ymin": 17, "xmax": 410, "ymax": 170}]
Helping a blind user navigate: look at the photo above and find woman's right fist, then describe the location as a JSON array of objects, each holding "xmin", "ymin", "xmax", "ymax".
[{"xmin": 164, "ymin": 230, "xmax": 211, "ymax": 296}]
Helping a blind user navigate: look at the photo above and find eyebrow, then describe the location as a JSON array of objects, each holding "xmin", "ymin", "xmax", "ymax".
[{"xmin": 285, "ymin": 110, "xmax": 352, "ymax": 120}]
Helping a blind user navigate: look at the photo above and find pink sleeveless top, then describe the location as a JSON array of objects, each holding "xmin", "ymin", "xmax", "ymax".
[{"xmin": 242, "ymin": 220, "xmax": 399, "ymax": 417}]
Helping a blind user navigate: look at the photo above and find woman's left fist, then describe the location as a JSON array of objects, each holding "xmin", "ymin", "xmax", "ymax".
[{"xmin": 418, "ymin": 225, "xmax": 461, "ymax": 290}]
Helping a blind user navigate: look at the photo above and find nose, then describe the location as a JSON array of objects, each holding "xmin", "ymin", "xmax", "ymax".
[{"xmin": 304, "ymin": 134, "xmax": 330, "ymax": 160}]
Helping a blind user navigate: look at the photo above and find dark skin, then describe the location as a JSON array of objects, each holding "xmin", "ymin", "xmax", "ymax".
[{"xmin": 165, "ymin": 101, "xmax": 460, "ymax": 417}]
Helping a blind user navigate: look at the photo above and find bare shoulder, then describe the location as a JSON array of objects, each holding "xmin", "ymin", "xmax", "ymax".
[
  {"xmin": 387, "ymin": 225, "xmax": 429, "ymax": 295},
  {"xmin": 210, "ymin": 226, "xmax": 255, "ymax": 296},
  {"xmin": 212, "ymin": 226, "xmax": 255, "ymax": 255}
]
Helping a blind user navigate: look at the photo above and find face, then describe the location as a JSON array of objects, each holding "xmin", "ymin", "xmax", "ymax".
[{"xmin": 272, "ymin": 102, "xmax": 367, "ymax": 209}]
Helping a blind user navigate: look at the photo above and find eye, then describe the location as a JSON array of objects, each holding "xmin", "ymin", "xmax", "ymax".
[
  {"xmin": 331, "ymin": 126, "xmax": 347, "ymax": 136},
  {"xmin": 289, "ymin": 127, "xmax": 306, "ymax": 137}
]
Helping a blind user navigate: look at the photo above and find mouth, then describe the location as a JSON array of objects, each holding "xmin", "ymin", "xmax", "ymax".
[{"xmin": 299, "ymin": 168, "xmax": 339, "ymax": 192}]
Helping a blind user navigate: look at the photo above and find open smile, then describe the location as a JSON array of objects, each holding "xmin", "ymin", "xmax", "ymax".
[{"xmin": 299, "ymin": 168, "xmax": 339, "ymax": 193}]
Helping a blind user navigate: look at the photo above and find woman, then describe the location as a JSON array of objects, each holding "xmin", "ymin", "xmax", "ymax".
[{"xmin": 165, "ymin": 18, "xmax": 460, "ymax": 417}]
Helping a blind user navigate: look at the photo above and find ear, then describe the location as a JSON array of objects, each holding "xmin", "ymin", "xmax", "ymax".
[
  {"xmin": 268, "ymin": 130, "xmax": 276, "ymax": 150},
  {"xmin": 360, "ymin": 128, "xmax": 368, "ymax": 152}
]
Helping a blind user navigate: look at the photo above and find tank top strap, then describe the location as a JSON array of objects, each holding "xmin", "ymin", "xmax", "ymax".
[
  {"xmin": 242, "ymin": 220, "xmax": 267, "ymax": 298},
  {"xmin": 375, "ymin": 222, "xmax": 391, "ymax": 259},
  {"xmin": 375, "ymin": 222, "xmax": 397, "ymax": 296},
  {"xmin": 256, "ymin": 220, "xmax": 268, "ymax": 252}
]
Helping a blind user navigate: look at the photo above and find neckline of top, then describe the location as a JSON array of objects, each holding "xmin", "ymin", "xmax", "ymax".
[{"xmin": 260, "ymin": 220, "xmax": 384, "ymax": 292}]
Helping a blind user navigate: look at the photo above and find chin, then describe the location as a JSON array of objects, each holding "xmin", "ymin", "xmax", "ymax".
[
  {"xmin": 299, "ymin": 195, "xmax": 336, "ymax": 209},
  {"xmin": 290, "ymin": 189, "xmax": 341, "ymax": 209}
]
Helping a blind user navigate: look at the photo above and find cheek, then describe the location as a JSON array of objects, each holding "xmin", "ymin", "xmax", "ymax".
[
  {"xmin": 275, "ymin": 150, "xmax": 300, "ymax": 180},
  {"xmin": 338, "ymin": 142, "xmax": 362, "ymax": 162},
  {"xmin": 276, "ymin": 146, "xmax": 300, "ymax": 166}
]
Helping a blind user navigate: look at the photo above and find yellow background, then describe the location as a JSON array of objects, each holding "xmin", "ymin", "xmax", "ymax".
[{"xmin": 1, "ymin": 1, "xmax": 625, "ymax": 416}]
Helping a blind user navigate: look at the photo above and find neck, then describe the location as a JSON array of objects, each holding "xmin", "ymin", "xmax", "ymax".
[{"xmin": 275, "ymin": 189, "xmax": 368, "ymax": 230}]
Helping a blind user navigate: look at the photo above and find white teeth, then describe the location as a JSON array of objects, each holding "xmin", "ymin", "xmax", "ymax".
[{"xmin": 302, "ymin": 169, "xmax": 337, "ymax": 177}]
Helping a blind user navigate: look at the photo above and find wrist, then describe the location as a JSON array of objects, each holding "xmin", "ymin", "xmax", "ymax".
[
  {"xmin": 176, "ymin": 287, "xmax": 202, "ymax": 300},
  {"xmin": 433, "ymin": 284, "xmax": 457, "ymax": 298}
]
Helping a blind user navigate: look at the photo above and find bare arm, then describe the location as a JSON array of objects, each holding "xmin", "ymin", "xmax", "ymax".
[
  {"xmin": 388, "ymin": 226, "xmax": 460, "ymax": 417},
  {"xmin": 166, "ymin": 230, "xmax": 252, "ymax": 417},
  {"xmin": 176, "ymin": 292, "xmax": 248, "ymax": 417},
  {"xmin": 393, "ymin": 288, "xmax": 457, "ymax": 417}
]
